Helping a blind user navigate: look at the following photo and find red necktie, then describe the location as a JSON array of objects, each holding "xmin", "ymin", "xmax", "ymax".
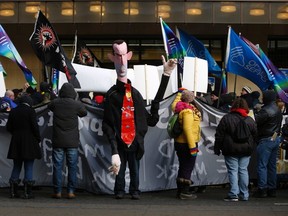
[{"xmin": 121, "ymin": 83, "xmax": 136, "ymax": 145}]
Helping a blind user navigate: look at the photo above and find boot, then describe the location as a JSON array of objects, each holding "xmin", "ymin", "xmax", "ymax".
[
  {"xmin": 23, "ymin": 180, "xmax": 35, "ymax": 199},
  {"xmin": 176, "ymin": 178, "xmax": 184, "ymax": 198},
  {"xmin": 9, "ymin": 179, "xmax": 20, "ymax": 198},
  {"xmin": 253, "ymin": 188, "xmax": 267, "ymax": 198},
  {"xmin": 176, "ymin": 178, "xmax": 197, "ymax": 200}
]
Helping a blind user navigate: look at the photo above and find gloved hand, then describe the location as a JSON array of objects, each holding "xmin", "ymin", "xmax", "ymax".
[
  {"xmin": 190, "ymin": 147, "xmax": 199, "ymax": 157},
  {"xmin": 162, "ymin": 55, "xmax": 177, "ymax": 76},
  {"xmin": 109, "ymin": 154, "xmax": 121, "ymax": 175},
  {"xmin": 214, "ymin": 149, "xmax": 221, "ymax": 156}
]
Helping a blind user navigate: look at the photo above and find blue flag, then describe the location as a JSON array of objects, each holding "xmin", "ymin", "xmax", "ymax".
[
  {"xmin": 225, "ymin": 27, "xmax": 272, "ymax": 91},
  {"xmin": 176, "ymin": 27, "xmax": 222, "ymax": 76}
]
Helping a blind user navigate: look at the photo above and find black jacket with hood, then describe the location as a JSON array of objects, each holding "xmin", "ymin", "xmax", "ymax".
[
  {"xmin": 255, "ymin": 90, "xmax": 283, "ymax": 141},
  {"xmin": 214, "ymin": 110, "xmax": 257, "ymax": 156},
  {"xmin": 48, "ymin": 83, "xmax": 87, "ymax": 148}
]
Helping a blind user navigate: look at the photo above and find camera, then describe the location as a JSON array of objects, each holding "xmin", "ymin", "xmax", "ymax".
[{"xmin": 280, "ymin": 139, "xmax": 288, "ymax": 150}]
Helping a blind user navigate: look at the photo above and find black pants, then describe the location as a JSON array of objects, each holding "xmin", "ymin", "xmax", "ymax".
[{"xmin": 174, "ymin": 142, "xmax": 196, "ymax": 180}]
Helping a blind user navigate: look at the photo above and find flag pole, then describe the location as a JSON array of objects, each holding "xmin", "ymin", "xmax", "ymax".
[
  {"xmin": 160, "ymin": 17, "xmax": 169, "ymax": 59},
  {"xmin": 71, "ymin": 31, "xmax": 77, "ymax": 63},
  {"xmin": 216, "ymin": 69, "xmax": 224, "ymax": 108}
]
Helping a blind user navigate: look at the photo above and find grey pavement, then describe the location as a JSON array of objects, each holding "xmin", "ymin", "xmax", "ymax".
[{"xmin": 0, "ymin": 185, "xmax": 288, "ymax": 216}]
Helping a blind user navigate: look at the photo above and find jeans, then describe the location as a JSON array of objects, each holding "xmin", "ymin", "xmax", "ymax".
[
  {"xmin": 257, "ymin": 137, "xmax": 280, "ymax": 190},
  {"xmin": 175, "ymin": 142, "xmax": 196, "ymax": 180},
  {"xmin": 114, "ymin": 149, "xmax": 140, "ymax": 195},
  {"xmin": 10, "ymin": 159, "xmax": 34, "ymax": 181},
  {"xmin": 224, "ymin": 156, "xmax": 250, "ymax": 200},
  {"xmin": 52, "ymin": 148, "xmax": 78, "ymax": 194}
]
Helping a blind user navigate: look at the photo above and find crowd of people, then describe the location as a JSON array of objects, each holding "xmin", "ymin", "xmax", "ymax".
[{"xmin": 0, "ymin": 40, "xmax": 287, "ymax": 203}]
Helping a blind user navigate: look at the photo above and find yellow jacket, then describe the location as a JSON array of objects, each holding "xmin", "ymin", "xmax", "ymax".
[{"xmin": 171, "ymin": 92, "xmax": 201, "ymax": 150}]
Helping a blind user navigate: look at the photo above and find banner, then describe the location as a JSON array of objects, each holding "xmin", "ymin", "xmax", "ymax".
[{"xmin": 0, "ymin": 97, "xmax": 229, "ymax": 194}]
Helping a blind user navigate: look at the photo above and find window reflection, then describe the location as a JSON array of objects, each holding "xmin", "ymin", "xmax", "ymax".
[{"xmin": 0, "ymin": 1, "xmax": 287, "ymax": 24}]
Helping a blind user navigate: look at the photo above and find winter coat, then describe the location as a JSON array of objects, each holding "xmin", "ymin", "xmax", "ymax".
[
  {"xmin": 171, "ymin": 92, "xmax": 201, "ymax": 150},
  {"xmin": 255, "ymin": 90, "xmax": 282, "ymax": 140},
  {"xmin": 6, "ymin": 100, "xmax": 41, "ymax": 160},
  {"xmin": 48, "ymin": 83, "xmax": 87, "ymax": 148},
  {"xmin": 214, "ymin": 110, "xmax": 257, "ymax": 156},
  {"xmin": 102, "ymin": 79, "xmax": 161, "ymax": 160}
]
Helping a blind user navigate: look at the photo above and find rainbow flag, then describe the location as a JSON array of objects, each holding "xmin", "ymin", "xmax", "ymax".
[
  {"xmin": 0, "ymin": 61, "xmax": 7, "ymax": 77},
  {"xmin": 0, "ymin": 25, "xmax": 37, "ymax": 88},
  {"xmin": 51, "ymin": 68, "xmax": 59, "ymax": 96},
  {"xmin": 160, "ymin": 18, "xmax": 186, "ymax": 70},
  {"xmin": 258, "ymin": 46, "xmax": 288, "ymax": 103},
  {"xmin": 240, "ymin": 35, "xmax": 288, "ymax": 102}
]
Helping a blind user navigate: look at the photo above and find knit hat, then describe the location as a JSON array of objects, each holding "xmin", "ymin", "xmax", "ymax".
[
  {"xmin": 262, "ymin": 90, "xmax": 277, "ymax": 104},
  {"xmin": 19, "ymin": 94, "xmax": 33, "ymax": 107},
  {"xmin": 181, "ymin": 90, "xmax": 195, "ymax": 103},
  {"xmin": 242, "ymin": 86, "xmax": 252, "ymax": 94}
]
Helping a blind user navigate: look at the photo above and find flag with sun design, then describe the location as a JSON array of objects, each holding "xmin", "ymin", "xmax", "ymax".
[
  {"xmin": 72, "ymin": 34, "xmax": 102, "ymax": 68},
  {"xmin": 29, "ymin": 10, "xmax": 81, "ymax": 88}
]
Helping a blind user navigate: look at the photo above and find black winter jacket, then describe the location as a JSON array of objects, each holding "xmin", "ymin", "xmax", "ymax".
[
  {"xmin": 6, "ymin": 103, "xmax": 41, "ymax": 160},
  {"xmin": 48, "ymin": 83, "xmax": 87, "ymax": 148},
  {"xmin": 102, "ymin": 76, "xmax": 170, "ymax": 160},
  {"xmin": 255, "ymin": 102, "xmax": 282, "ymax": 140},
  {"xmin": 214, "ymin": 112, "xmax": 257, "ymax": 156}
]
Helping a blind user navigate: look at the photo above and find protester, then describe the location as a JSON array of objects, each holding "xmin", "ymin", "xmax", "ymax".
[
  {"xmin": 91, "ymin": 92, "xmax": 105, "ymax": 108},
  {"xmin": 253, "ymin": 90, "xmax": 282, "ymax": 198},
  {"xmin": 210, "ymin": 91, "xmax": 220, "ymax": 108},
  {"xmin": 0, "ymin": 90, "xmax": 17, "ymax": 112},
  {"xmin": 48, "ymin": 82, "xmax": 87, "ymax": 199},
  {"xmin": 251, "ymin": 91, "xmax": 262, "ymax": 113},
  {"xmin": 102, "ymin": 39, "xmax": 176, "ymax": 200},
  {"xmin": 171, "ymin": 89, "xmax": 201, "ymax": 200},
  {"xmin": 214, "ymin": 97, "xmax": 257, "ymax": 201},
  {"xmin": 240, "ymin": 86, "xmax": 253, "ymax": 109},
  {"xmin": 6, "ymin": 94, "xmax": 42, "ymax": 199},
  {"xmin": 39, "ymin": 81, "xmax": 57, "ymax": 105}
]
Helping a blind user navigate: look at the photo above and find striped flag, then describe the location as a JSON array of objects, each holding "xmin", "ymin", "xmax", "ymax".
[
  {"xmin": 160, "ymin": 18, "xmax": 186, "ymax": 72},
  {"xmin": 0, "ymin": 25, "xmax": 37, "ymax": 88}
]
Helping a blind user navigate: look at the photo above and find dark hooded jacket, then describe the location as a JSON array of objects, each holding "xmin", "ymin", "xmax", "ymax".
[
  {"xmin": 102, "ymin": 79, "xmax": 161, "ymax": 160},
  {"xmin": 255, "ymin": 90, "xmax": 283, "ymax": 140},
  {"xmin": 6, "ymin": 95, "xmax": 42, "ymax": 159},
  {"xmin": 214, "ymin": 109, "xmax": 257, "ymax": 156},
  {"xmin": 48, "ymin": 83, "xmax": 87, "ymax": 148}
]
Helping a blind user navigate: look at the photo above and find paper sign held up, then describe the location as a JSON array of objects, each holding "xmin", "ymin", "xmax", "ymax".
[{"xmin": 182, "ymin": 57, "xmax": 208, "ymax": 93}]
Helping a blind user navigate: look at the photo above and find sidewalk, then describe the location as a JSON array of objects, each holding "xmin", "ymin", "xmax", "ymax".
[{"xmin": 0, "ymin": 185, "xmax": 287, "ymax": 216}]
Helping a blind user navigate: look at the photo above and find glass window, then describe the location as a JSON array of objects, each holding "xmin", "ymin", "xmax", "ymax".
[
  {"xmin": 101, "ymin": 2, "xmax": 129, "ymax": 23},
  {"xmin": 128, "ymin": 2, "xmax": 157, "ymax": 23},
  {"xmin": 185, "ymin": 2, "xmax": 213, "ymax": 23},
  {"xmin": 213, "ymin": 2, "xmax": 241, "ymax": 24},
  {"xmin": 242, "ymin": 2, "xmax": 269, "ymax": 24},
  {"xmin": 47, "ymin": 2, "xmax": 74, "ymax": 23},
  {"xmin": 156, "ymin": 1, "xmax": 185, "ymax": 23},
  {"xmin": 268, "ymin": 39, "xmax": 288, "ymax": 68},
  {"xmin": 271, "ymin": 3, "xmax": 288, "ymax": 24},
  {"xmin": 19, "ymin": 2, "xmax": 46, "ymax": 23},
  {"xmin": 74, "ymin": 1, "xmax": 101, "ymax": 23},
  {"xmin": 0, "ymin": 2, "xmax": 18, "ymax": 23}
]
